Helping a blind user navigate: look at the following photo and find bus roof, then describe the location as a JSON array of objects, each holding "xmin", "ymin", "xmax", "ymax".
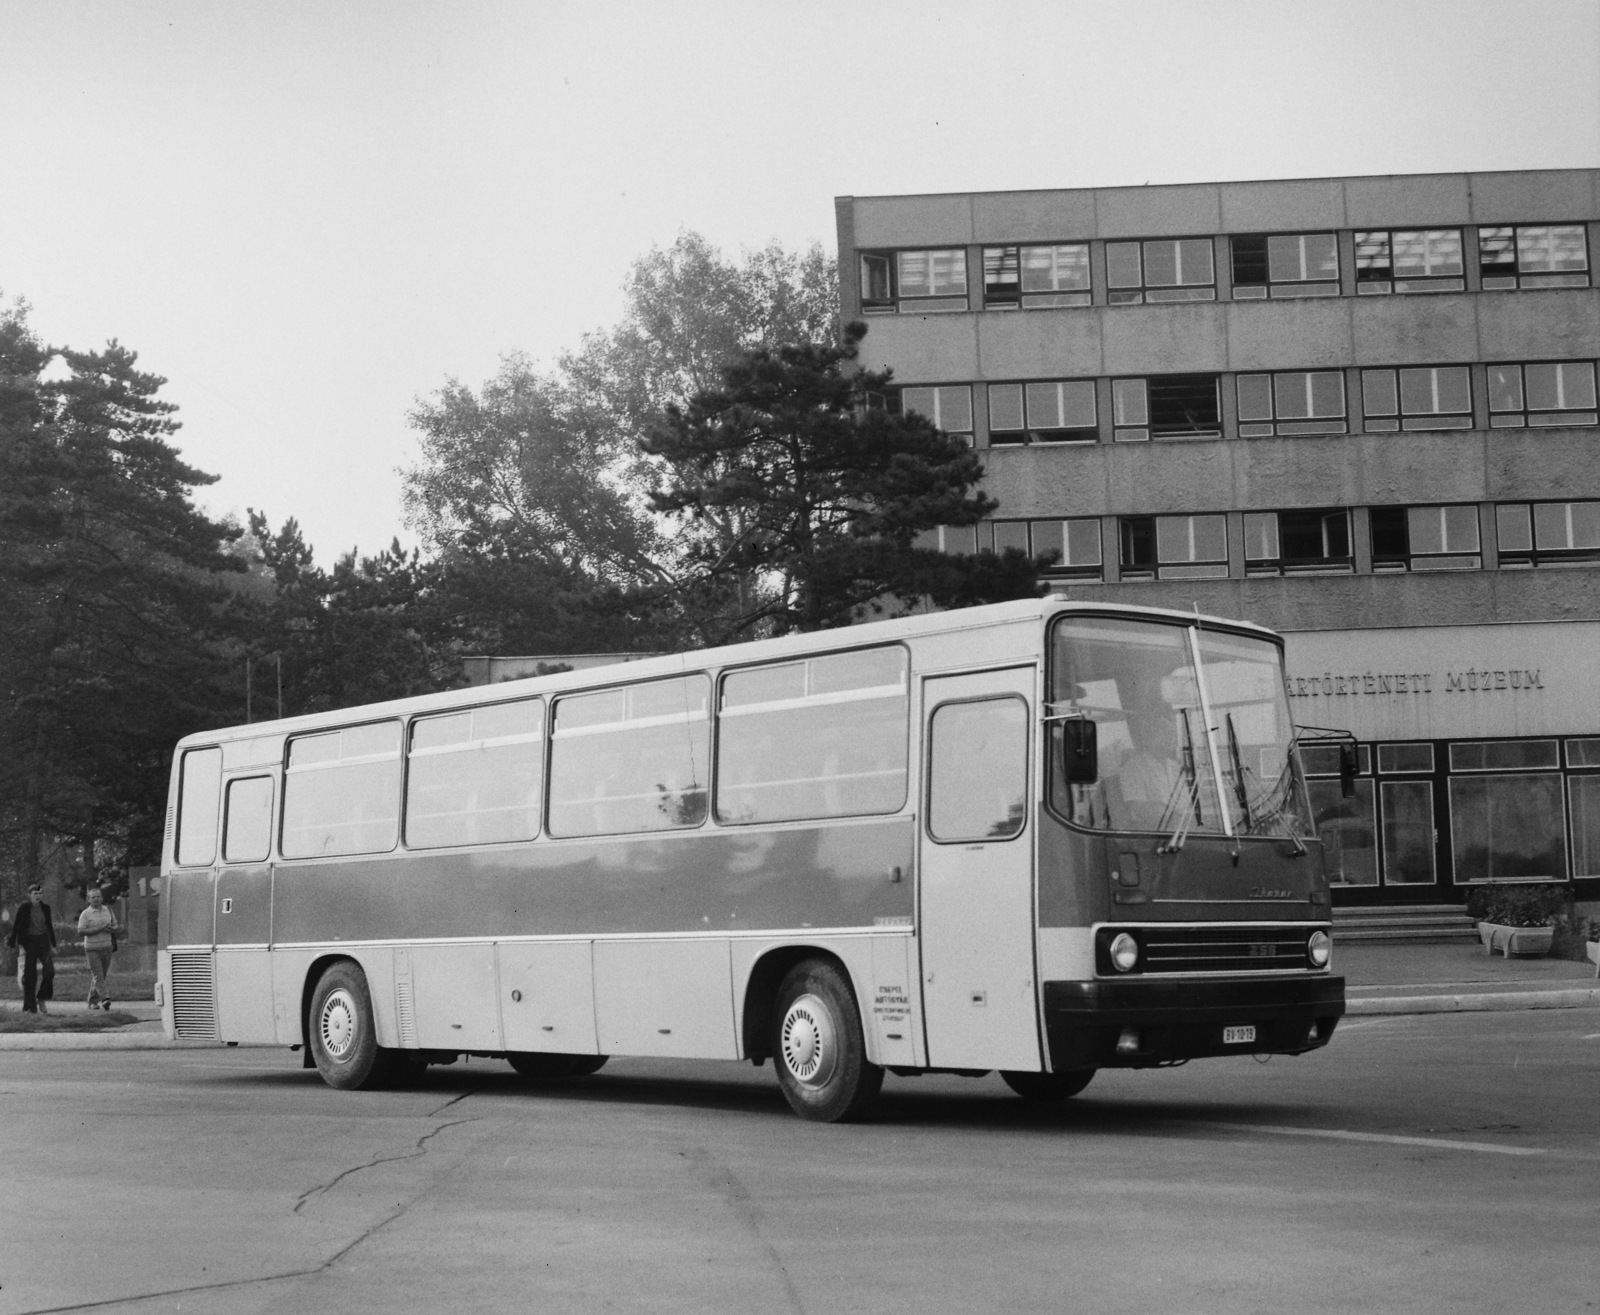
[{"xmin": 177, "ymin": 598, "xmax": 1280, "ymax": 750}]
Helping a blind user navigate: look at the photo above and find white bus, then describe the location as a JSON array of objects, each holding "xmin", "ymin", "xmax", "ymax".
[{"xmin": 159, "ymin": 599, "xmax": 1344, "ymax": 1121}]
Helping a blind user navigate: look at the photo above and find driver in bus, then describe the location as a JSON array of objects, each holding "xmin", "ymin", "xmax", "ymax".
[{"xmin": 1109, "ymin": 704, "xmax": 1187, "ymax": 831}]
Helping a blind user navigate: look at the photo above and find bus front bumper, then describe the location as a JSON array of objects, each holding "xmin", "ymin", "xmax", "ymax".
[{"xmin": 1042, "ymin": 975, "xmax": 1345, "ymax": 1071}]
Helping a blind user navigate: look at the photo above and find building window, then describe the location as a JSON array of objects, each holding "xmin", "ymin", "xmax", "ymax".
[
  {"xmin": 1105, "ymin": 238, "xmax": 1216, "ymax": 304},
  {"xmin": 1111, "ymin": 375, "xmax": 1221, "ymax": 441},
  {"xmin": 1361, "ymin": 366, "xmax": 1472, "ymax": 431},
  {"xmin": 983, "ymin": 244, "xmax": 1091, "ymax": 308},
  {"xmin": 1370, "ymin": 505, "xmax": 1481, "ymax": 572},
  {"xmin": 985, "ymin": 518, "xmax": 1102, "ymax": 578},
  {"xmin": 1377, "ymin": 742, "xmax": 1434, "ymax": 773},
  {"xmin": 1243, "ymin": 509, "xmax": 1352, "ymax": 575},
  {"xmin": 1119, "ymin": 513, "xmax": 1228, "ymax": 580},
  {"xmin": 1230, "ymin": 233, "xmax": 1340, "ymax": 298},
  {"xmin": 900, "ymin": 385, "xmax": 974, "ymax": 441},
  {"xmin": 1354, "ymin": 229, "xmax": 1464, "ymax": 294},
  {"xmin": 916, "ymin": 524, "xmax": 979, "ymax": 555},
  {"xmin": 987, "ymin": 379, "xmax": 1098, "ymax": 444},
  {"xmin": 1486, "ymin": 361, "xmax": 1598, "ymax": 428},
  {"xmin": 1478, "ymin": 224, "xmax": 1590, "ymax": 289},
  {"xmin": 1449, "ymin": 765, "xmax": 1567, "ymax": 883},
  {"xmin": 1237, "ymin": 371, "xmax": 1347, "ymax": 436},
  {"xmin": 1496, "ymin": 501, "xmax": 1600, "ymax": 567},
  {"xmin": 860, "ymin": 249, "xmax": 968, "ymax": 314}
]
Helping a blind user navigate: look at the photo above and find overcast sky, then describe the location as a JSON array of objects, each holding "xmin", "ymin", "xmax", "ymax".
[{"xmin": 2, "ymin": 0, "xmax": 1597, "ymax": 559}]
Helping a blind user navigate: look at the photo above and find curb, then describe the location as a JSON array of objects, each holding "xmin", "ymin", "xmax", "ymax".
[
  {"xmin": 1347, "ymin": 987, "xmax": 1600, "ymax": 1016},
  {"xmin": 0, "ymin": 1033, "xmax": 218, "ymax": 1051}
]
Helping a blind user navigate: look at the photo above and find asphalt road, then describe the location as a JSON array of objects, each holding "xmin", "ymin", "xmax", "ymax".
[{"xmin": 2, "ymin": 1010, "xmax": 1597, "ymax": 1315}]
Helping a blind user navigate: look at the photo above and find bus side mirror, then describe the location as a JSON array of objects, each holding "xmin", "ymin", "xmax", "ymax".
[
  {"xmin": 1339, "ymin": 742, "xmax": 1358, "ymax": 798},
  {"xmin": 1062, "ymin": 719, "xmax": 1098, "ymax": 785}
]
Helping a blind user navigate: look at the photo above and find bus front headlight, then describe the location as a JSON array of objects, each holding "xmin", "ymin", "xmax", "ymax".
[
  {"xmin": 1307, "ymin": 930, "xmax": 1331, "ymax": 968},
  {"xmin": 1110, "ymin": 932, "xmax": 1140, "ymax": 973}
]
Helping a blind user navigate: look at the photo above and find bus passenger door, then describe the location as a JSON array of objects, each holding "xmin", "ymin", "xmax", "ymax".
[{"xmin": 918, "ymin": 667, "xmax": 1041, "ymax": 1073}]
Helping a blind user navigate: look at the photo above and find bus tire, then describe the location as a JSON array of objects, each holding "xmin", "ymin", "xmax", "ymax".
[
  {"xmin": 771, "ymin": 959, "xmax": 883, "ymax": 1123},
  {"xmin": 506, "ymin": 1052, "xmax": 609, "ymax": 1080},
  {"xmin": 1001, "ymin": 1068, "xmax": 1096, "ymax": 1102},
  {"xmin": 309, "ymin": 962, "xmax": 387, "ymax": 1091}
]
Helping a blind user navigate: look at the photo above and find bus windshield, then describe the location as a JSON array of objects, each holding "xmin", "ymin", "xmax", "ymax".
[{"xmin": 1048, "ymin": 616, "xmax": 1311, "ymax": 840}]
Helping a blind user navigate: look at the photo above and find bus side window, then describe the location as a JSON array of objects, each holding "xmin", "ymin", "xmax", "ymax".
[
  {"xmin": 176, "ymin": 747, "xmax": 224, "ymax": 866},
  {"xmin": 281, "ymin": 722, "xmax": 403, "ymax": 858},
  {"xmin": 929, "ymin": 698, "xmax": 1028, "ymax": 842},
  {"xmin": 548, "ymin": 677, "xmax": 710, "ymax": 838},
  {"xmin": 716, "ymin": 646, "xmax": 909, "ymax": 825},
  {"xmin": 222, "ymin": 776, "xmax": 275, "ymax": 864},
  {"xmin": 406, "ymin": 699, "xmax": 544, "ymax": 849}
]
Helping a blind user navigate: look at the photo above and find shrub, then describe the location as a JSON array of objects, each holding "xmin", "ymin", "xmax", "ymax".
[{"xmin": 1469, "ymin": 882, "xmax": 1569, "ymax": 928}]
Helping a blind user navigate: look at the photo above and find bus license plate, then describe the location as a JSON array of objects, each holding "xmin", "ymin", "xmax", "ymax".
[{"xmin": 1223, "ymin": 1025, "xmax": 1256, "ymax": 1045}]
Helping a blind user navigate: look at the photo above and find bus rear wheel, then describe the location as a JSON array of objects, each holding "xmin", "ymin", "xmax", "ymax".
[
  {"xmin": 506, "ymin": 1052, "xmax": 609, "ymax": 1080},
  {"xmin": 1001, "ymin": 1069, "xmax": 1096, "ymax": 1102},
  {"xmin": 309, "ymin": 962, "xmax": 390, "ymax": 1091},
  {"xmin": 771, "ymin": 959, "xmax": 883, "ymax": 1123}
]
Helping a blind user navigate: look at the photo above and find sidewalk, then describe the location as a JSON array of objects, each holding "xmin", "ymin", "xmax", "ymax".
[{"xmin": 1336, "ymin": 940, "xmax": 1600, "ymax": 1016}]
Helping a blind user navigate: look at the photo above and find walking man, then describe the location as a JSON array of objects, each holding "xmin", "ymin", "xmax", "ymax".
[
  {"xmin": 6, "ymin": 883, "xmax": 57, "ymax": 1014},
  {"xmin": 77, "ymin": 886, "xmax": 120, "ymax": 1010}
]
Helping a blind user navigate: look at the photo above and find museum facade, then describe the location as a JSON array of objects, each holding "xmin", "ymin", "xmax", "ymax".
[{"xmin": 834, "ymin": 169, "xmax": 1600, "ymax": 903}]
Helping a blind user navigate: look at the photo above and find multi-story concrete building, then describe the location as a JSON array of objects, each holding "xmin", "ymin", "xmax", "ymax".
[{"xmin": 836, "ymin": 169, "xmax": 1600, "ymax": 907}]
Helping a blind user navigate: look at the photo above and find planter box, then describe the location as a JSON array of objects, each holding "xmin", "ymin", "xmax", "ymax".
[{"xmin": 1478, "ymin": 922, "xmax": 1555, "ymax": 958}]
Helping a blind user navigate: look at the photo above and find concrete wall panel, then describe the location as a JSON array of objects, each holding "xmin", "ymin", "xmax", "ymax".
[
  {"xmin": 981, "ymin": 447, "xmax": 1110, "ymax": 518},
  {"xmin": 1343, "ymin": 174, "xmax": 1472, "ymax": 227},
  {"xmin": 1468, "ymin": 171, "xmax": 1600, "ymax": 225},
  {"xmin": 1218, "ymin": 179, "xmax": 1347, "ymax": 233},
  {"xmin": 1052, "ymin": 569, "xmax": 1600, "ymax": 634},
  {"xmin": 1484, "ymin": 429, "xmax": 1600, "ymax": 500},
  {"xmin": 971, "ymin": 191, "xmax": 1099, "ymax": 243},
  {"xmin": 1348, "ymin": 295, "xmax": 1478, "ymax": 365},
  {"xmin": 1352, "ymin": 433, "xmax": 1487, "ymax": 504},
  {"xmin": 1475, "ymin": 289, "xmax": 1600, "ymax": 361},
  {"xmin": 1225, "ymin": 300, "xmax": 1354, "ymax": 370},
  {"xmin": 855, "ymin": 315, "xmax": 979, "ymax": 381},
  {"xmin": 1095, "ymin": 185, "xmax": 1222, "ymax": 238},
  {"xmin": 1100, "ymin": 303, "xmax": 1229, "ymax": 374},
  {"xmin": 1230, "ymin": 436, "xmax": 1363, "ymax": 510},
  {"xmin": 977, "ymin": 310, "xmax": 1103, "ymax": 379},
  {"xmin": 1100, "ymin": 441, "xmax": 1237, "ymax": 514},
  {"xmin": 851, "ymin": 195, "xmax": 974, "ymax": 248}
]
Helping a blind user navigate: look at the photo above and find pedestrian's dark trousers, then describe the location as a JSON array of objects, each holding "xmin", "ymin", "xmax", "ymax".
[{"xmin": 20, "ymin": 940, "xmax": 54, "ymax": 1011}]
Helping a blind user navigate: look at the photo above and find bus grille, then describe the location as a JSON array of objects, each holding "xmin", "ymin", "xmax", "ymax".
[
  {"xmin": 1102, "ymin": 925, "xmax": 1316, "ymax": 975},
  {"xmin": 170, "ymin": 952, "xmax": 218, "ymax": 1039}
]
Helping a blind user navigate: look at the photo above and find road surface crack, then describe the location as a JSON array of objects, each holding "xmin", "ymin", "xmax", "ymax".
[
  {"xmin": 292, "ymin": 1115, "xmax": 479, "ymax": 1213},
  {"xmin": 14, "ymin": 1106, "xmax": 481, "ymax": 1314}
]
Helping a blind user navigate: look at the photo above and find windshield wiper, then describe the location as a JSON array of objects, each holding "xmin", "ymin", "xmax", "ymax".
[
  {"xmin": 1225, "ymin": 713, "xmax": 1253, "ymax": 832},
  {"xmin": 1159, "ymin": 709, "xmax": 1202, "ymax": 854}
]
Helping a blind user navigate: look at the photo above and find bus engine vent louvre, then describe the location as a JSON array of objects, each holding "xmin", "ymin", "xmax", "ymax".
[
  {"xmin": 1139, "ymin": 926, "xmax": 1311, "ymax": 974},
  {"xmin": 395, "ymin": 979, "xmax": 417, "ymax": 1048},
  {"xmin": 169, "ymin": 952, "xmax": 218, "ymax": 1040}
]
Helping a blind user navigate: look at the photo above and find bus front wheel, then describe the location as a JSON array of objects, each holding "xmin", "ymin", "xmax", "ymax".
[
  {"xmin": 309, "ymin": 962, "xmax": 388, "ymax": 1091},
  {"xmin": 771, "ymin": 959, "xmax": 883, "ymax": 1123},
  {"xmin": 1001, "ymin": 1069, "xmax": 1096, "ymax": 1102}
]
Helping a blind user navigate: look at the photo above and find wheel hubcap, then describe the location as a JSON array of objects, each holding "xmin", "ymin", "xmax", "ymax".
[
  {"xmin": 320, "ymin": 988, "xmax": 358, "ymax": 1060},
  {"xmin": 780, "ymin": 994, "xmax": 837, "ymax": 1087}
]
